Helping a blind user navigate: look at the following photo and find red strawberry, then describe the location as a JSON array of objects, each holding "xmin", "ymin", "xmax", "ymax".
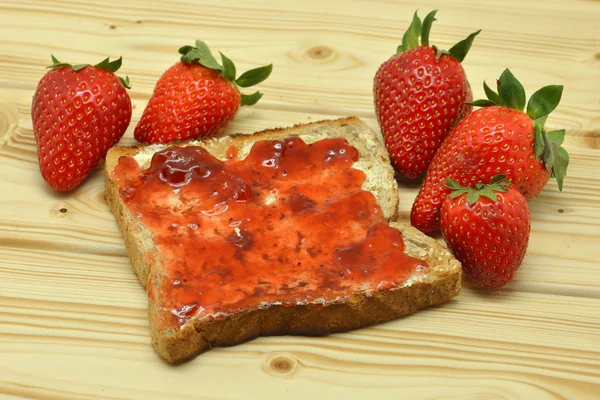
[
  {"xmin": 440, "ymin": 175, "xmax": 530, "ymax": 289},
  {"xmin": 135, "ymin": 40, "xmax": 272, "ymax": 144},
  {"xmin": 374, "ymin": 10, "xmax": 480, "ymax": 178},
  {"xmin": 411, "ymin": 69, "xmax": 568, "ymax": 233},
  {"xmin": 32, "ymin": 56, "xmax": 132, "ymax": 192}
]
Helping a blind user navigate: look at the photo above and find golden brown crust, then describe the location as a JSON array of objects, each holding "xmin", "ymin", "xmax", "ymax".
[
  {"xmin": 152, "ymin": 267, "xmax": 460, "ymax": 364},
  {"xmin": 104, "ymin": 117, "xmax": 462, "ymax": 364}
]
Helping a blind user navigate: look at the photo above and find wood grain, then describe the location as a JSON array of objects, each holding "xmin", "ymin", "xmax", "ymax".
[
  {"xmin": 1, "ymin": 290, "xmax": 599, "ymax": 399},
  {"xmin": 1, "ymin": 0, "xmax": 599, "ymax": 398}
]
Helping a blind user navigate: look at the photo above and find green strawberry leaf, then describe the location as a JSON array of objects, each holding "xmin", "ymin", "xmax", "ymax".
[
  {"xmin": 49, "ymin": 55, "xmax": 64, "ymax": 67},
  {"xmin": 546, "ymin": 129, "xmax": 566, "ymax": 146},
  {"xmin": 449, "ymin": 188, "xmax": 469, "ymax": 199},
  {"xmin": 447, "ymin": 29, "xmax": 481, "ymax": 63},
  {"xmin": 466, "ymin": 190, "xmax": 480, "ymax": 205},
  {"xmin": 542, "ymin": 133, "xmax": 554, "ymax": 172},
  {"xmin": 539, "ymin": 128, "xmax": 569, "ymax": 190},
  {"xmin": 497, "ymin": 69, "xmax": 526, "ymax": 111},
  {"xmin": 179, "ymin": 47, "xmax": 203, "ymax": 64},
  {"xmin": 196, "ymin": 40, "xmax": 223, "ymax": 71},
  {"xmin": 535, "ymin": 115, "xmax": 548, "ymax": 131},
  {"xmin": 526, "ymin": 85, "xmax": 564, "ymax": 120},
  {"xmin": 534, "ymin": 117, "xmax": 547, "ymax": 158},
  {"xmin": 179, "ymin": 40, "xmax": 223, "ymax": 71},
  {"xmin": 488, "ymin": 174, "xmax": 508, "ymax": 185},
  {"xmin": 195, "ymin": 41, "xmax": 222, "ymax": 71},
  {"xmin": 478, "ymin": 189, "xmax": 499, "ymax": 203},
  {"xmin": 240, "ymin": 91, "xmax": 263, "ymax": 106},
  {"xmin": 552, "ymin": 144, "xmax": 569, "ymax": 191},
  {"xmin": 466, "ymin": 99, "xmax": 496, "ymax": 107},
  {"xmin": 47, "ymin": 54, "xmax": 73, "ymax": 69},
  {"xmin": 447, "ymin": 175, "xmax": 510, "ymax": 205},
  {"xmin": 420, "ymin": 10, "xmax": 438, "ymax": 47},
  {"xmin": 236, "ymin": 64, "xmax": 273, "ymax": 88},
  {"xmin": 445, "ymin": 178, "xmax": 462, "ymax": 189},
  {"xmin": 220, "ymin": 52, "xmax": 236, "ymax": 81},
  {"xmin": 194, "ymin": 40, "xmax": 212, "ymax": 55},
  {"xmin": 483, "ymin": 81, "xmax": 505, "ymax": 106},
  {"xmin": 398, "ymin": 11, "xmax": 422, "ymax": 53},
  {"xmin": 48, "ymin": 54, "xmax": 127, "ymax": 74},
  {"xmin": 47, "ymin": 55, "xmax": 88, "ymax": 70},
  {"xmin": 119, "ymin": 76, "xmax": 132, "ymax": 89},
  {"xmin": 178, "ymin": 45, "xmax": 195, "ymax": 54},
  {"xmin": 94, "ymin": 56, "xmax": 123, "ymax": 73}
]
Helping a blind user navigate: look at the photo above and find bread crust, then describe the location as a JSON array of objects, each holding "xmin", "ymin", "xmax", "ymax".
[{"xmin": 104, "ymin": 116, "xmax": 461, "ymax": 364}]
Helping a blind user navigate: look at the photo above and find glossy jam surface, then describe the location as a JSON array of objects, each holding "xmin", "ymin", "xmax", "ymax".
[{"xmin": 113, "ymin": 137, "xmax": 427, "ymax": 329}]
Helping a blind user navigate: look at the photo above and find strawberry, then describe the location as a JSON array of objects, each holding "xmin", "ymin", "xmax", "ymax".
[
  {"xmin": 411, "ymin": 69, "xmax": 568, "ymax": 233},
  {"xmin": 135, "ymin": 40, "xmax": 272, "ymax": 144},
  {"xmin": 32, "ymin": 56, "xmax": 132, "ymax": 192},
  {"xmin": 373, "ymin": 10, "xmax": 480, "ymax": 178},
  {"xmin": 440, "ymin": 175, "xmax": 530, "ymax": 289}
]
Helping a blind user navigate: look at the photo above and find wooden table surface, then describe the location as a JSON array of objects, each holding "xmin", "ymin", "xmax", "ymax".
[{"xmin": 1, "ymin": 0, "xmax": 599, "ymax": 398}]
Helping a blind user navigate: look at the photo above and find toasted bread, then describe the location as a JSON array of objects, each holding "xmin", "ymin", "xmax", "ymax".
[{"xmin": 104, "ymin": 116, "xmax": 461, "ymax": 364}]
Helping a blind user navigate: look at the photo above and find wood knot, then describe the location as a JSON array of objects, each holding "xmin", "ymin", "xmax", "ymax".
[
  {"xmin": 287, "ymin": 44, "xmax": 361, "ymax": 70},
  {"xmin": 262, "ymin": 353, "xmax": 299, "ymax": 377},
  {"xmin": 0, "ymin": 101, "xmax": 19, "ymax": 139},
  {"xmin": 52, "ymin": 203, "xmax": 70, "ymax": 218},
  {"xmin": 307, "ymin": 46, "xmax": 333, "ymax": 60},
  {"xmin": 272, "ymin": 357, "xmax": 292, "ymax": 372}
]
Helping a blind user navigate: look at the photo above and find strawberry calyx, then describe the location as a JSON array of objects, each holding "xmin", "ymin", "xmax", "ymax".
[
  {"xmin": 467, "ymin": 69, "xmax": 568, "ymax": 190},
  {"xmin": 446, "ymin": 175, "xmax": 511, "ymax": 205},
  {"xmin": 396, "ymin": 10, "xmax": 481, "ymax": 63},
  {"xmin": 178, "ymin": 40, "xmax": 273, "ymax": 106},
  {"xmin": 47, "ymin": 55, "xmax": 131, "ymax": 89}
]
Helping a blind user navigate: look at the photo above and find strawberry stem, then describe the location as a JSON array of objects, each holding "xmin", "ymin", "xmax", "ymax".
[{"xmin": 446, "ymin": 175, "xmax": 510, "ymax": 205}]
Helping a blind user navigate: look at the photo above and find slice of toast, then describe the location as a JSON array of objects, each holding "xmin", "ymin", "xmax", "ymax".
[{"xmin": 104, "ymin": 116, "xmax": 461, "ymax": 364}]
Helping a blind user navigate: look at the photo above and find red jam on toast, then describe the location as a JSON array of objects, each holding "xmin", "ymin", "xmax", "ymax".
[{"xmin": 113, "ymin": 137, "xmax": 427, "ymax": 329}]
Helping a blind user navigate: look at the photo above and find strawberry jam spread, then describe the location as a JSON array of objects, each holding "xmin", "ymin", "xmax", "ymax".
[{"xmin": 113, "ymin": 137, "xmax": 427, "ymax": 329}]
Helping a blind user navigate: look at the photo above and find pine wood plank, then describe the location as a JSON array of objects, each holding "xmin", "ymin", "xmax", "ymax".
[
  {"xmin": 0, "ymin": 0, "xmax": 598, "ymax": 131},
  {"xmin": 0, "ymin": 289, "xmax": 598, "ymax": 399}
]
